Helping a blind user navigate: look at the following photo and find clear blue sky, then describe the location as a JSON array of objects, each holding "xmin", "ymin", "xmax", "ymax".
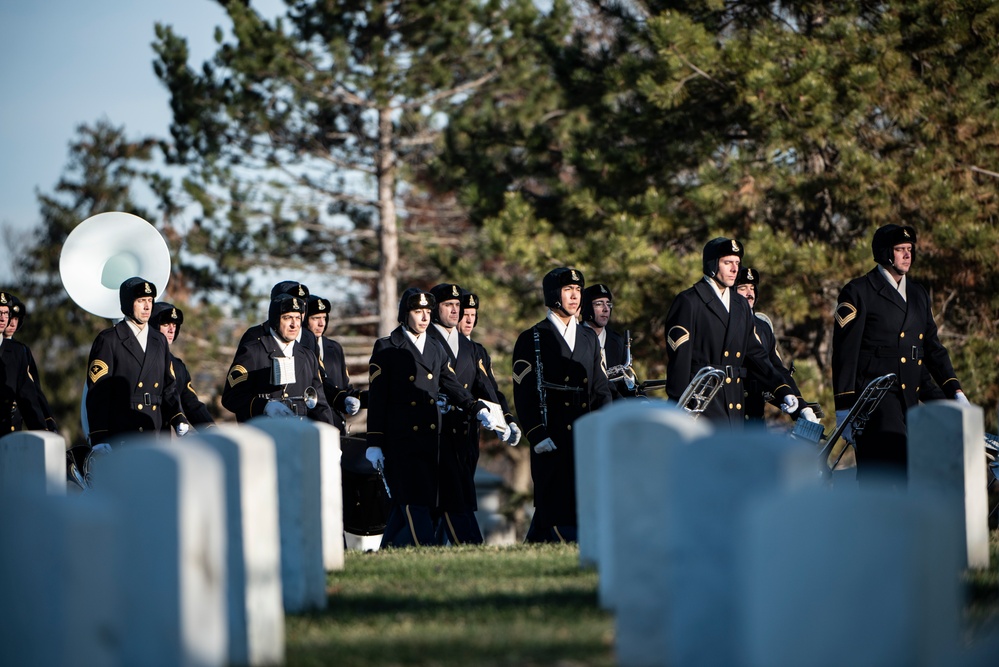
[{"xmin": 0, "ymin": 0, "xmax": 282, "ymax": 242}]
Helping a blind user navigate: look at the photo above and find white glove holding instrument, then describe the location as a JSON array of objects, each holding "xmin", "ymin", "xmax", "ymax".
[
  {"xmin": 533, "ymin": 437, "xmax": 557, "ymax": 454},
  {"xmin": 798, "ymin": 407, "xmax": 820, "ymax": 424},
  {"xmin": 781, "ymin": 394, "xmax": 799, "ymax": 415},
  {"xmin": 264, "ymin": 401, "xmax": 295, "ymax": 418},
  {"xmin": 477, "ymin": 407, "xmax": 500, "ymax": 432},
  {"xmin": 835, "ymin": 409, "xmax": 855, "ymax": 445},
  {"xmin": 175, "ymin": 422, "xmax": 191, "ymax": 437},
  {"xmin": 505, "ymin": 422, "xmax": 522, "ymax": 447},
  {"xmin": 954, "ymin": 391, "xmax": 970, "ymax": 406},
  {"xmin": 345, "ymin": 396, "xmax": 361, "ymax": 415},
  {"xmin": 365, "ymin": 446, "xmax": 385, "ymax": 468}
]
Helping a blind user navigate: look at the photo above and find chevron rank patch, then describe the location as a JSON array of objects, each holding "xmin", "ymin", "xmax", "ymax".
[
  {"xmin": 479, "ymin": 359, "xmax": 488, "ymax": 376},
  {"xmin": 227, "ymin": 365, "xmax": 248, "ymax": 388},
  {"xmin": 835, "ymin": 302, "xmax": 858, "ymax": 328},
  {"xmin": 369, "ymin": 363, "xmax": 382, "ymax": 383},
  {"xmin": 667, "ymin": 325, "xmax": 690, "ymax": 351},
  {"xmin": 89, "ymin": 360, "xmax": 109, "ymax": 383},
  {"xmin": 512, "ymin": 359, "xmax": 532, "ymax": 384}
]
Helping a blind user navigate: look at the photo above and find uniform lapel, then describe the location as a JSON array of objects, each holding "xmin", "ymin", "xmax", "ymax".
[
  {"xmin": 867, "ymin": 269, "xmax": 907, "ymax": 313},
  {"xmin": 117, "ymin": 321, "xmax": 145, "ymax": 366},
  {"xmin": 695, "ymin": 280, "xmax": 731, "ymax": 327}
]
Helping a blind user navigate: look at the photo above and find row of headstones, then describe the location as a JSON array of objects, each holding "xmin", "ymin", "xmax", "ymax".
[
  {"xmin": 0, "ymin": 418, "xmax": 345, "ymax": 667},
  {"xmin": 574, "ymin": 399, "xmax": 999, "ymax": 667}
]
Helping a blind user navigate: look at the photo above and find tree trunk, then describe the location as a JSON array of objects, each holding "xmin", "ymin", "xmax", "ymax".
[{"xmin": 377, "ymin": 106, "xmax": 399, "ymax": 337}]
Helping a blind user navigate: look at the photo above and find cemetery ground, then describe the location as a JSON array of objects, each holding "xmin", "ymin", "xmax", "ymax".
[{"xmin": 285, "ymin": 537, "xmax": 999, "ymax": 667}]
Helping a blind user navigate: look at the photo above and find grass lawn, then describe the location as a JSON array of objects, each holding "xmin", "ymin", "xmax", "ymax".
[{"xmin": 286, "ymin": 537, "xmax": 999, "ymax": 666}]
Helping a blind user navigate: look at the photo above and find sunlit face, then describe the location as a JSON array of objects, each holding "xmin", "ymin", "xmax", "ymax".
[
  {"xmin": 590, "ymin": 298, "xmax": 612, "ymax": 328},
  {"xmin": 891, "ymin": 243, "xmax": 913, "ymax": 275},
  {"xmin": 277, "ymin": 312, "xmax": 302, "ymax": 343},
  {"xmin": 559, "ymin": 285, "xmax": 581, "ymax": 316},
  {"xmin": 5, "ymin": 316, "xmax": 18, "ymax": 339},
  {"xmin": 459, "ymin": 309, "xmax": 476, "ymax": 337},
  {"xmin": 0, "ymin": 307, "xmax": 9, "ymax": 332},
  {"xmin": 132, "ymin": 297, "xmax": 153, "ymax": 325},
  {"xmin": 714, "ymin": 256, "xmax": 741, "ymax": 288},
  {"xmin": 736, "ymin": 284, "xmax": 756, "ymax": 309},
  {"xmin": 438, "ymin": 299, "xmax": 461, "ymax": 329},
  {"xmin": 307, "ymin": 313, "xmax": 327, "ymax": 337},
  {"xmin": 159, "ymin": 322, "xmax": 177, "ymax": 345},
  {"xmin": 407, "ymin": 308, "xmax": 431, "ymax": 335}
]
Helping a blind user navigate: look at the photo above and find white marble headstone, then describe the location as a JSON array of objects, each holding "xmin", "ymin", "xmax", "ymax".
[{"xmin": 0, "ymin": 430, "xmax": 66, "ymax": 495}]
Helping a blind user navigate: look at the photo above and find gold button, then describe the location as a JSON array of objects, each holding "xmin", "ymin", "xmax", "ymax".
[
  {"xmin": 728, "ymin": 403, "xmax": 734, "ymax": 409},
  {"xmin": 137, "ymin": 404, "xmax": 143, "ymax": 410},
  {"xmin": 567, "ymin": 424, "xmax": 572, "ymax": 431},
  {"xmin": 152, "ymin": 406, "xmax": 157, "ymax": 411},
  {"xmin": 154, "ymin": 382, "xmax": 159, "ymax": 388},
  {"xmin": 736, "ymin": 352, "xmax": 741, "ymax": 358},
  {"xmin": 724, "ymin": 351, "xmax": 730, "ymax": 357},
  {"xmin": 138, "ymin": 382, "xmax": 143, "ymax": 388},
  {"xmin": 581, "ymin": 402, "xmax": 587, "ymax": 408},
  {"xmin": 901, "ymin": 384, "xmax": 906, "ymax": 390},
  {"xmin": 736, "ymin": 403, "xmax": 742, "ymax": 410},
  {"xmin": 900, "ymin": 332, "xmax": 905, "ymax": 338},
  {"xmin": 736, "ymin": 378, "xmax": 741, "ymax": 384},
  {"xmin": 138, "ymin": 427, "xmax": 143, "ymax": 432},
  {"xmin": 583, "ymin": 378, "xmax": 588, "ymax": 384},
  {"xmin": 919, "ymin": 333, "xmax": 924, "ymax": 340},
  {"xmin": 411, "ymin": 401, "xmax": 416, "ymax": 407},
  {"xmin": 918, "ymin": 360, "xmax": 922, "ymax": 365},
  {"xmin": 901, "ymin": 357, "xmax": 906, "ymax": 363},
  {"xmin": 430, "ymin": 424, "xmax": 436, "ymax": 430},
  {"xmin": 283, "ymin": 392, "xmax": 289, "ymax": 398},
  {"xmin": 564, "ymin": 376, "xmax": 570, "ymax": 382},
  {"xmin": 725, "ymin": 377, "xmax": 731, "ymax": 384},
  {"xmin": 463, "ymin": 383, "xmax": 468, "ymax": 388},
  {"xmin": 427, "ymin": 373, "xmax": 433, "ymax": 380},
  {"xmin": 409, "ymin": 376, "xmax": 415, "ymax": 381},
  {"xmin": 413, "ymin": 425, "xmax": 419, "ymax": 431},
  {"xmin": 564, "ymin": 402, "xmax": 570, "ymax": 407},
  {"xmin": 429, "ymin": 399, "xmax": 435, "ymax": 405}
]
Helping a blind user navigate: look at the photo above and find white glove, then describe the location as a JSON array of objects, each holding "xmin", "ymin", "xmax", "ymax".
[
  {"xmin": 91, "ymin": 443, "xmax": 112, "ymax": 456},
  {"xmin": 533, "ymin": 437, "xmax": 557, "ymax": 454},
  {"xmin": 798, "ymin": 407, "xmax": 820, "ymax": 424},
  {"xmin": 264, "ymin": 401, "xmax": 295, "ymax": 418},
  {"xmin": 345, "ymin": 396, "xmax": 361, "ymax": 415},
  {"xmin": 781, "ymin": 394, "xmax": 799, "ymax": 415},
  {"xmin": 835, "ymin": 409, "xmax": 855, "ymax": 445},
  {"xmin": 175, "ymin": 422, "xmax": 191, "ymax": 437},
  {"xmin": 954, "ymin": 391, "xmax": 970, "ymax": 406},
  {"xmin": 365, "ymin": 446, "xmax": 385, "ymax": 468},
  {"xmin": 477, "ymin": 407, "xmax": 500, "ymax": 432},
  {"xmin": 623, "ymin": 369, "xmax": 636, "ymax": 391},
  {"xmin": 505, "ymin": 422, "xmax": 522, "ymax": 447}
]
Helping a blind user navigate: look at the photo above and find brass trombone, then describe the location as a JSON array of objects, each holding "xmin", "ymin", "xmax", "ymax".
[
  {"xmin": 817, "ymin": 372, "xmax": 897, "ymax": 475},
  {"xmin": 676, "ymin": 367, "xmax": 727, "ymax": 420}
]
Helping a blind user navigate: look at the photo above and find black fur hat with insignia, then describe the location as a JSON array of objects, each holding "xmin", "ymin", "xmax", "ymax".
[
  {"xmin": 459, "ymin": 289, "xmax": 479, "ymax": 327},
  {"xmin": 872, "ymin": 224, "xmax": 917, "ymax": 267},
  {"xmin": 119, "ymin": 277, "xmax": 157, "ymax": 320},
  {"xmin": 581, "ymin": 283, "xmax": 613, "ymax": 323},
  {"xmin": 429, "ymin": 283, "xmax": 463, "ymax": 325},
  {"xmin": 397, "ymin": 287, "xmax": 436, "ymax": 325},
  {"xmin": 9, "ymin": 294, "xmax": 26, "ymax": 326},
  {"xmin": 307, "ymin": 295, "xmax": 332, "ymax": 335},
  {"xmin": 150, "ymin": 302, "xmax": 184, "ymax": 341},
  {"xmin": 542, "ymin": 267, "xmax": 584, "ymax": 312},
  {"xmin": 270, "ymin": 280, "xmax": 310, "ymax": 300},
  {"xmin": 268, "ymin": 293, "xmax": 306, "ymax": 331},
  {"xmin": 702, "ymin": 237, "xmax": 744, "ymax": 278}
]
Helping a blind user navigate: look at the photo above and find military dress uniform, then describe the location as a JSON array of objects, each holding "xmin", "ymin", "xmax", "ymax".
[
  {"xmin": 86, "ymin": 321, "xmax": 188, "ymax": 444},
  {"xmin": 171, "ymin": 355, "xmax": 215, "ymax": 429},
  {"xmin": 0, "ymin": 338, "xmax": 54, "ymax": 434},
  {"xmin": 664, "ymin": 279, "xmax": 794, "ymax": 427},
  {"xmin": 366, "ymin": 325, "xmax": 487, "ymax": 547},
  {"xmin": 743, "ymin": 313, "xmax": 800, "ymax": 423},
  {"xmin": 317, "ymin": 335, "xmax": 364, "ymax": 434},
  {"xmin": 512, "ymin": 318, "xmax": 612, "ymax": 542},
  {"xmin": 428, "ymin": 322, "xmax": 501, "ymax": 545},
  {"xmin": 832, "ymin": 267, "xmax": 961, "ymax": 476},
  {"xmin": 222, "ymin": 334, "xmax": 334, "ymax": 424}
]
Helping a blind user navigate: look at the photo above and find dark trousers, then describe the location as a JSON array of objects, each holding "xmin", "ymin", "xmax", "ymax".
[
  {"xmin": 381, "ymin": 504, "xmax": 436, "ymax": 547},
  {"xmin": 435, "ymin": 510, "xmax": 484, "ymax": 546},
  {"xmin": 855, "ymin": 393, "xmax": 908, "ymax": 487}
]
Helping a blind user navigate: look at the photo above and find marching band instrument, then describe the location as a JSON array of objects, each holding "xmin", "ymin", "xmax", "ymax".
[
  {"xmin": 605, "ymin": 330, "xmax": 636, "ymax": 387},
  {"xmin": 676, "ymin": 367, "xmax": 727, "ymax": 420},
  {"xmin": 817, "ymin": 372, "xmax": 897, "ymax": 474}
]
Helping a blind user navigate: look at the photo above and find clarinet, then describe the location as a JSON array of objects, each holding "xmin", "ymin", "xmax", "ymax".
[{"xmin": 533, "ymin": 326, "xmax": 548, "ymax": 428}]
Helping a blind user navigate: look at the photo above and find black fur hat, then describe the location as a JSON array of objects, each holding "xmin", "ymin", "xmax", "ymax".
[
  {"xmin": 150, "ymin": 302, "xmax": 184, "ymax": 341},
  {"xmin": 119, "ymin": 277, "xmax": 157, "ymax": 320},
  {"xmin": 542, "ymin": 267, "xmax": 584, "ymax": 311},
  {"xmin": 397, "ymin": 287, "xmax": 436, "ymax": 325},
  {"xmin": 581, "ymin": 283, "xmax": 613, "ymax": 322},
  {"xmin": 271, "ymin": 280, "xmax": 310, "ymax": 300},
  {"xmin": 872, "ymin": 224, "xmax": 917, "ymax": 267},
  {"xmin": 430, "ymin": 283, "xmax": 463, "ymax": 325},
  {"xmin": 702, "ymin": 238, "xmax": 744, "ymax": 278},
  {"xmin": 307, "ymin": 295, "xmax": 332, "ymax": 334},
  {"xmin": 268, "ymin": 293, "xmax": 306, "ymax": 332}
]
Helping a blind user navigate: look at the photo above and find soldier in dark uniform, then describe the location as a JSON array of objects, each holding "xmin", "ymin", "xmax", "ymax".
[
  {"xmin": 512, "ymin": 268, "xmax": 613, "ymax": 543},
  {"xmin": 85, "ymin": 278, "xmax": 191, "ymax": 447},
  {"xmin": 365, "ymin": 287, "xmax": 506, "ymax": 547},
  {"xmin": 222, "ymin": 293, "xmax": 334, "ymax": 424},
  {"xmin": 832, "ymin": 224, "xmax": 967, "ymax": 483},
  {"xmin": 664, "ymin": 238, "xmax": 803, "ymax": 427},
  {"xmin": 428, "ymin": 282, "xmax": 517, "ymax": 545},
  {"xmin": 734, "ymin": 267, "xmax": 818, "ymax": 426},
  {"xmin": 581, "ymin": 283, "xmax": 637, "ymax": 400},
  {"xmin": 236, "ymin": 281, "xmax": 319, "ymax": 357},
  {"xmin": 305, "ymin": 295, "xmax": 364, "ymax": 435},
  {"xmin": 0, "ymin": 292, "xmax": 56, "ymax": 434},
  {"xmin": 3, "ymin": 294, "xmax": 58, "ymax": 433},
  {"xmin": 150, "ymin": 302, "xmax": 215, "ymax": 431}
]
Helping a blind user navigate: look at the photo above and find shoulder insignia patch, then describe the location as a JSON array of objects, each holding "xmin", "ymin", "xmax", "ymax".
[
  {"xmin": 369, "ymin": 363, "xmax": 382, "ymax": 383},
  {"xmin": 478, "ymin": 359, "xmax": 488, "ymax": 376},
  {"xmin": 835, "ymin": 302, "xmax": 858, "ymax": 328},
  {"xmin": 227, "ymin": 365, "xmax": 248, "ymax": 387},
  {"xmin": 89, "ymin": 360, "xmax": 109, "ymax": 383},
  {"xmin": 512, "ymin": 359, "xmax": 532, "ymax": 385},
  {"xmin": 667, "ymin": 326, "xmax": 690, "ymax": 351}
]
